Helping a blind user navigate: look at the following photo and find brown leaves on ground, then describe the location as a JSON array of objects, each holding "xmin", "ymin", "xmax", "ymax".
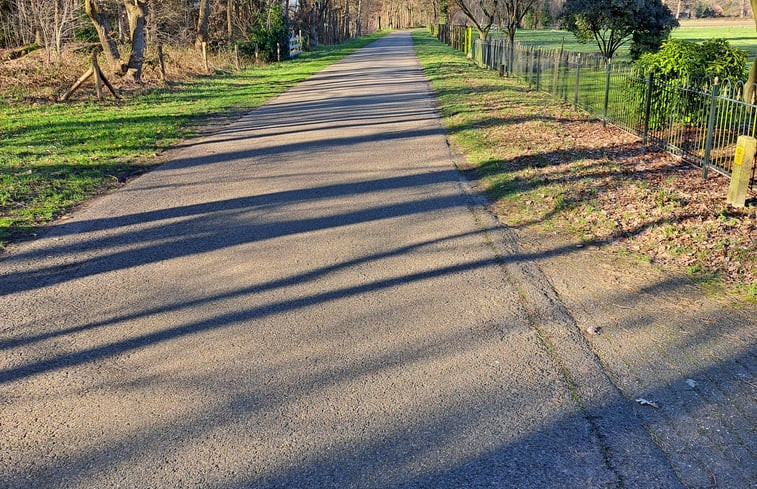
[
  {"xmin": 0, "ymin": 44, "xmax": 241, "ymax": 102},
  {"xmin": 470, "ymin": 84, "xmax": 756, "ymax": 292}
]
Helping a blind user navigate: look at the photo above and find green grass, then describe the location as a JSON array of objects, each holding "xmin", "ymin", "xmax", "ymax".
[
  {"xmin": 496, "ymin": 19, "xmax": 757, "ymax": 61},
  {"xmin": 413, "ymin": 29, "xmax": 756, "ymax": 295},
  {"xmin": 0, "ymin": 32, "xmax": 387, "ymax": 247}
]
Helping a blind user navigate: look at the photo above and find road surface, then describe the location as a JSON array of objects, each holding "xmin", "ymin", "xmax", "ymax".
[{"xmin": 0, "ymin": 31, "xmax": 683, "ymax": 488}]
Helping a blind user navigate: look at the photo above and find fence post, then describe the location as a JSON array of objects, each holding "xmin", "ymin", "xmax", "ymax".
[
  {"xmin": 727, "ymin": 135, "xmax": 757, "ymax": 207},
  {"xmin": 642, "ymin": 70, "xmax": 654, "ymax": 144},
  {"xmin": 552, "ymin": 48, "xmax": 561, "ymax": 95},
  {"xmin": 157, "ymin": 43, "xmax": 167, "ymax": 81},
  {"xmin": 602, "ymin": 59, "xmax": 611, "ymax": 127},
  {"xmin": 574, "ymin": 53, "xmax": 581, "ymax": 109},
  {"xmin": 703, "ymin": 77, "xmax": 720, "ymax": 180},
  {"xmin": 202, "ymin": 41, "xmax": 208, "ymax": 72},
  {"xmin": 92, "ymin": 52, "xmax": 103, "ymax": 100},
  {"xmin": 535, "ymin": 49, "xmax": 541, "ymax": 91}
]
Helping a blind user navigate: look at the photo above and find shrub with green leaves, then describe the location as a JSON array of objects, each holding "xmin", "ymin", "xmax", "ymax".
[
  {"xmin": 239, "ymin": 3, "xmax": 289, "ymax": 62},
  {"xmin": 631, "ymin": 38, "xmax": 747, "ymax": 130},
  {"xmin": 635, "ymin": 38, "xmax": 747, "ymax": 84}
]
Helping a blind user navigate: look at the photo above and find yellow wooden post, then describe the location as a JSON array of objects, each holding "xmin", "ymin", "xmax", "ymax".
[
  {"xmin": 727, "ymin": 135, "xmax": 756, "ymax": 207},
  {"xmin": 465, "ymin": 27, "xmax": 469, "ymax": 55},
  {"xmin": 202, "ymin": 41, "xmax": 208, "ymax": 72}
]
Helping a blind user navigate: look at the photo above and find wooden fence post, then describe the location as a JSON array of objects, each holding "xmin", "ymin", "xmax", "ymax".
[
  {"xmin": 552, "ymin": 48, "xmax": 560, "ymax": 95},
  {"xmin": 574, "ymin": 53, "xmax": 581, "ymax": 109},
  {"xmin": 727, "ymin": 135, "xmax": 756, "ymax": 207},
  {"xmin": 157, "ymin": 43, "xmax": 167, "ymax": 81},
  {"xmin": 202, "ymin": 41, "xmax": 208, "ymax": 72},
  {"xmin": 92, "ymin": 52, "xmax": 103, "ymax": 100}
]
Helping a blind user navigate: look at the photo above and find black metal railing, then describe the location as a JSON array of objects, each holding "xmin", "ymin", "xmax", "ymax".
[{"xmin": 429, "ymin": 25, "xmax": 756, "ymax": 189}]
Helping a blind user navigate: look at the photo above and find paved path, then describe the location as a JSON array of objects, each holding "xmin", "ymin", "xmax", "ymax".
[{"xmin": 1, "ymin": 32, "xmax": 682, "ymax": 488}]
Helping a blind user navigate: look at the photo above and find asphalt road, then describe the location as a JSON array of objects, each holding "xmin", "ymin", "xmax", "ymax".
[{"xmin": 1, "ymin": 32, "xmax": 683, "ymax": 488}]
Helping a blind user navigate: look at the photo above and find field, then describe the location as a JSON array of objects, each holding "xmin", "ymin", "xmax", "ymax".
[
  {"xmin": 500, "ymin": 19, "xmax": 757, "ymax": 61},
  {"xmin": 0, "ymin": 33, "xmax": 387, "ymax": 248}
]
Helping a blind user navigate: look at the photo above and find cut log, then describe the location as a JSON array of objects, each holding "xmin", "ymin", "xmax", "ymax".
[
  {"xmin": 58, "ymin": 54, "xmax": 120, "ymax": 102},
  {"xmin": 59, "ymin": 67, "xmax": 94, "ymax": 102},
  {"xmin": 98, "ymin": 68, "xmax": 120, "ymax": 99},
  {"xmin": 93, "ymin": 53, "xmax": 104, "ymax": 100}
]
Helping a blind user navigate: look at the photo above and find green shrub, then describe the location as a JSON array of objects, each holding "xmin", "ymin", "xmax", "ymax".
[
  {"xmin": 631, "ymin": 38, "xmax": 747, "ymax": 129},
  {"xmin": 523, "ymin": 7, "xmax": 553, "ymax": 29},
  {"xmin": 74, "ymin": 13, "xmax": 99, "ymax": 43},
  {"xmin": 239, "ymin": 3, "xmax": 289, "ymax": 62},
  {"xmin": 635, "ymin": 38, "xmax": 747, "ymax": 83}
]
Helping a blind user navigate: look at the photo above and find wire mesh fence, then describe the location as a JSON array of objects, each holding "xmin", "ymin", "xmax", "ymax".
[{"xmin": 429, "ymin": 25, "xmax": 756, "ymax": 189}]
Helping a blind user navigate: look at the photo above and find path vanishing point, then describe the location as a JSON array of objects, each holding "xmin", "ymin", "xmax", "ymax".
[{"xmin": 0, "ymin": 31, "xmax": 742, "ymax": 488}]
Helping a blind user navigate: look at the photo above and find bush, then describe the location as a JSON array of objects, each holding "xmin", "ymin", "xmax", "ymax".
[
  {"xmin": 635, "ymin": 38, "xmax": 747, "ymax": 84},
  {"xmin": 523, "ymin": 7, "xmax": 553, "ymax": 29},
  {"xmin": 631, "ymin": 38, "xmax": 747, "ymax": 130},
  {"xmin": 73, "ymin": 13, "xmax": 99, "ymax": 43},
  {"xmin": 239, "ymin": 3, "xmax": 289, "ymax": 62}
]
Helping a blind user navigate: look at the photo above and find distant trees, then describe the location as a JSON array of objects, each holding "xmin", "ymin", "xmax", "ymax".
[
  {"xmin": 29, "ymin": 0, "xmax": 80, "ymax": 62},
  {"xmin": 2, "ymin": 0, "xmax": 432, "ymax": 59},
  {"xmin": 0, "ymin": 0, "xmax": 80, "ymax": 61},
  {"xmin": 500, "ymin": 0, "xmax": 538, "ymax": 43},
  {"xmin": 453, "ymin": 0, "xmax": 498, "ymax": 40}
]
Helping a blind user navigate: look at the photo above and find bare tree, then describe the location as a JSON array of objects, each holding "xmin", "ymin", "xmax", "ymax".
[
  {"xmin": 26, "ymin": 0, "xmax": 79, "ymax": 63},
  {"xmin": 195, "ymin": 0, "xmax": 210, "ymax": 49},
  {"xmin": 453, "ymin": 0, "xmax": 498, "ymax": 39},
  {"xmin": 499, "ymin": 0, "xmax": 537, "ymax": 44},
  {"xmin": 123, "ymin": 0, "xmax": 147, "ymax": 82},
  {"xmin": 84, "ymin": 0, "xmax": 123, "ymax": 73}
]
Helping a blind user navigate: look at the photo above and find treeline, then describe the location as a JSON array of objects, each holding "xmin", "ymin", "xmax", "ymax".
[{"xmin": 0, "ymin": 0, "xmax": 439, "ymax": 70}]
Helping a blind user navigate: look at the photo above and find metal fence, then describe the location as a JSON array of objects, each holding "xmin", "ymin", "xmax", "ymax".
[{"xmin": 429, "ymin": 25, "xmax": 756, "ymax": 189}]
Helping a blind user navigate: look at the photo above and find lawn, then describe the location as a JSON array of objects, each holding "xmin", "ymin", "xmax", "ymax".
[
  {"xmin": 0, "ymin": 32, "xmax": 387, "ymax": 247},
  {"xmin": 499, "ymin": 19, "xmax": 757, "ymax": 61}
]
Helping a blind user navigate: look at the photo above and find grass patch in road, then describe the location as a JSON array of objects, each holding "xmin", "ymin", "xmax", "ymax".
[
  {"xmin": 0, "ymin": 32, "xmax": 387, "ymax": 248},
  {"xmin": 412, "ymin": 30, "xmax": 756, "ymax": 298}
]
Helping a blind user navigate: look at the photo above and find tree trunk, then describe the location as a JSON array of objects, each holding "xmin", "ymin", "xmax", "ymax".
[
  {"xmin": 354, "ymin": 0, "xmax": 362, "ymax": 37},
  {"xmin": 117, "ymin": 3, "xmax": 126, "ymax": 44},
  {"xmin": 195, "ymin": 0, "xmax": 210, "ymax": 50},
  {"xmin": 344, "ymin": 0, "xmax": 350, "ymax": 39},
  {"xmin": 83, "ymin": 0, "xmax": 123, "ymax": 74},
  {"xmin": 124, "ymin": 0, "xmax": 147, "ymax": 82},
  {"xmin": 227, "ymin": 0, "xmax": 233, "ymax": 40},
  {"xmin": 54, "ymin": 0, "xmax": 60, "ymax": 60},
  {"xmin": 745, "ymin": 0, "xmax": 757, "ymax": 103},
  {"xmin": 310, "ymin": 3, "xmax": 319, "ymax": 48}
]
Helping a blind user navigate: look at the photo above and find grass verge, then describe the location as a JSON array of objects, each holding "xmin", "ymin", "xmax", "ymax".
[
  {"xmin": 494, "ymin": 19, "xmax": 757, "ymax": 62},
  {"xmin": 0, "ymin": 32, "xmax": 387, "ymax": 248},
  {"xmin": 412, "ymin": 29, "xmax": 756, "ymax": 299}
]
